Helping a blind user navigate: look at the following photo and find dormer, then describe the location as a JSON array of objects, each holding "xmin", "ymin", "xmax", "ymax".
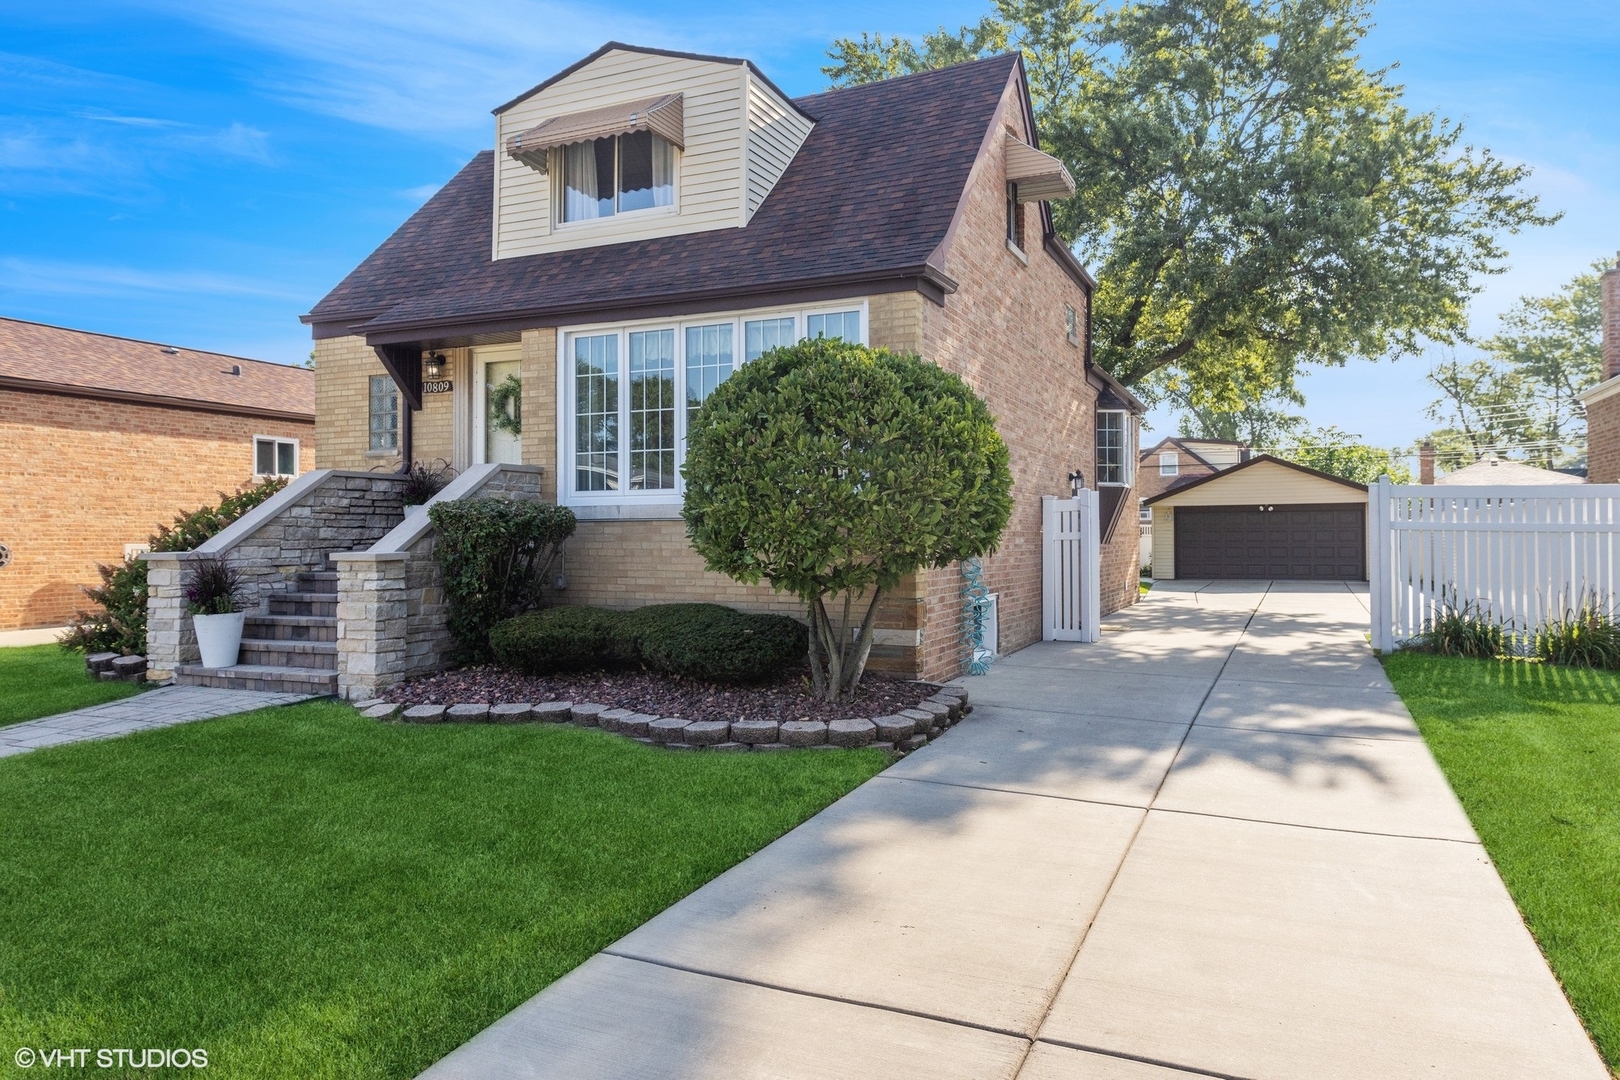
[{"xmin": 491, "ymin": 43, "xmax": 815, "ymax": 260}]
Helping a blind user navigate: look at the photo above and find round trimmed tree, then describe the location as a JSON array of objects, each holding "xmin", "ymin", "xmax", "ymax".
[{"xmin": 682, "ymin": 338, "xmax": 1013, "ymax": 701}]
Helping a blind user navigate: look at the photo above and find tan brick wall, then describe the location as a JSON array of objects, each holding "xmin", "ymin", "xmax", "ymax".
[
  {"xmin": 917, "ymin": 76, "xmax": 1137, "ymax": 679},
  {"xmin": 869, "ymin": 291, "xmax": 926, "ymax": 354},
  {"xmin": 0, "ymin": 388, "xmax": 314, "ymax": 630},
  {"xmin": 520, "ymin": 328, "xmax": 559, "ymax": 500},
  {"xmin": 1602, "ymin": 264, "xmax": 1619, "ymax": 382},
  {"xmin": 1586, "ymin": 392, "xmax": 1620, "ymax": 485},
  {"xmin": 315, "ymin": 335, "xmax": 401, "ymax": 471}
]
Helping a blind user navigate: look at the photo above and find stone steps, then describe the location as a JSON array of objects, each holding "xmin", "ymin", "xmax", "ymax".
[
  {"xmin": 176, "ymin": 663, "xmax": 338, "ymax": 695},
  {"xmin": 243, "ymin": 613, "xmax": 337, "ymax": 643},
  {"xmin": 268, "ymin": 592, "xmax": 337, "ymax": 618},
  {"xmin": 238, "ymin": 637, "xmax": 337, "ymax": 669},
  {"xmin": 296, "ymin": 570, "xmax": 339, "ymax": 596}
]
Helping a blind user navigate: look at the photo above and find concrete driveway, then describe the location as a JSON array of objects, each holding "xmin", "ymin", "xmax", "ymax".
[{"xmin": 419, "ymin": 581, "xmax": 1607, "ymax": 1080}]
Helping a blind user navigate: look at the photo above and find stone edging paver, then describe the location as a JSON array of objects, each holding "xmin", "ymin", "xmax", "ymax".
[{"xmin": 351, "ymin": 686, "xmax": 970, "ymax": 754}]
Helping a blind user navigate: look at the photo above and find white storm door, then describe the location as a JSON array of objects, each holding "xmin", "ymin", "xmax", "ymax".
[{"xmin": 474, "ymin": 346, "xmax": 523, "ymax": 465}]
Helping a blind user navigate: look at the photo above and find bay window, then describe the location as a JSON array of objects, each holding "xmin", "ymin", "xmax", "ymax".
[
  {"xmin": 1096, "ymin": 410, "xmax": 1132, "ymax": 486},
  {"xmin": 564, "ymin": 304, "xmax": 866, "ymax": 506},
  {"xmin": 562, "ymin": 130, "xmax": 675, "ymax": 222}
]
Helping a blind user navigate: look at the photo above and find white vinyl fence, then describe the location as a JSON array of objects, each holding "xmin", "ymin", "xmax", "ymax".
[
  {"xmin": 1043, "ymin": 492, "xmax": 1100, "ymax": 643},
  {"xmin": 1368, "ymin": 477, "xmax": 1620, "ymax": 652}
]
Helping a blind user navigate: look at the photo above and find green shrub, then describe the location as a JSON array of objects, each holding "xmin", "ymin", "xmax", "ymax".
[
  {"xmin": 61, "ymin": 478, "xmax": 287, "ymax": 655},
  {"xmin": 623, "ymin": 604, "xmax": 807, "ymax": 683},
  {"xmin": 1534, "ymin": 597, "xmax": 1620, "ymax": 670},
  {"xmin": 429, "ymin": 498, "xmax": 576, "ymax": 662},
  {"xmin": 1416, "ymin": 598, "xmax": 1507, "ymax": 659},
  {"xmin": 490, "ymin": 603, "xmax": 807, "ymax": 683},
  {"xmin": 490, "ymin": 607, "xmax": 629, "ymax": 675},
  {"xmin": 682, "ymin": 338, "xmax": 1012, "ymax": 701}
]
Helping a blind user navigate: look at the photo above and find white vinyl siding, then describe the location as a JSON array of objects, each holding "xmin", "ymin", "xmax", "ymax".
[
  {"xmin": 496, "ymin": 52, "xmax": 747, "ymax": 259},
  {"xmin": 743, "ymin": 66, "xmax": 814, "ymax": 221}
]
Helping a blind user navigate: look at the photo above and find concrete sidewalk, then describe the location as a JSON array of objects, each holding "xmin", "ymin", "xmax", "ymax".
[{"xmin": 419, "ymin": 581, "xmax": 1607, "ymax": 1079}]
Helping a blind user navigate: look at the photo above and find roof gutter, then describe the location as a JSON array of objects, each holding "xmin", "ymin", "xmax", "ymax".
[{"xmin": 0, "ymin": 375, "xmax": 314, "ymax": 424}]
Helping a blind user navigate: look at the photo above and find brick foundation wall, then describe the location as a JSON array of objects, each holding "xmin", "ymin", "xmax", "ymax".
[{"xmin": 0, "ymin": 387, "xmax": 314, "ymax": 631}]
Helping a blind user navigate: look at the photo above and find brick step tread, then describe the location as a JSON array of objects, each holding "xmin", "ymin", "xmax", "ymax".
[
  {"xmin": 297, "ymin": 571, "xmax": 339, "ymax": 580},
  {"xmin": 239, "ymin": 637, "xmax": 337, "ymax": 654},
  {"xmin": 244, "ymin": 614, "xmax": 337, "ymax": 628},
  {"xmin": 176, "ymin": 664, "xmax": 338, "ymax": 692},
  {"xmin": 277, "ymin": 591, "xmax": 338, "ymax": 603}
]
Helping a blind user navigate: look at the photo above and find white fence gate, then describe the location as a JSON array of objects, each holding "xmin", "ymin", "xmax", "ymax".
[
  {"xmin": 1368, "ymin": 477, "xmax": 1620, "ymax": 652},
  {"xmin": 1043, "ymin": 492, "xmax": 1100, "ymax": 642}
]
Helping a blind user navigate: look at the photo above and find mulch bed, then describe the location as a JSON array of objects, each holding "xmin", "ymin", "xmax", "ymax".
[{"xmin": 383, "ymin": 666, "xmax": 942, "ymax": 723}]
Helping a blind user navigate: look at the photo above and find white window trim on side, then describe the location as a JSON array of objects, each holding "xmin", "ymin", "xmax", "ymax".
[
  {"xmin": 252, "ymin": 435, "xmax": 300, "ymax": 478},
  {"xmin": 555, "ymin": 299, "xmax": 870, "ymax": 512}
]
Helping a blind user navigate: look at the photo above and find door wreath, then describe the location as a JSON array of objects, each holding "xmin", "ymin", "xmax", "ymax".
[{"xmin": 488, "ymin": 373, "xmax": 522, "ymax": 436}]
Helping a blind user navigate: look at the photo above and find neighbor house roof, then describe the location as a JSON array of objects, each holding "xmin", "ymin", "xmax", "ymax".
[
  {"xmin": 0, "ymin": 317, "xmax": 314, "ymax": 421},
  {"xmin": 1139, "ymin": 436, "xmax": 1218, "ymax": 470},
  {"xmin": 1143, "ymin": 453, "xmax": 1367, "ymax": 505},
  {"xmin": 303, "ymin": 53, "xmax": 1030, "ymax": 343},
  {"xmin": 1436, "ymin": 457, "xmax": 1585, "ymax": 485}
]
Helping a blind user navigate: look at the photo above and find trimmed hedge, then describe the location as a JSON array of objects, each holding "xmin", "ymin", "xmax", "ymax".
[{"xmin": 490, "ymin": 603, "xmax": 806, "ymax": 683}]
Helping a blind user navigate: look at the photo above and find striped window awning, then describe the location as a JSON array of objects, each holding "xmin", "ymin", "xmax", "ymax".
[
  {"xmin": 506, "ymin": 94, "xmax": 685, "ymax": 173},
  {"xmin": 1005, "ymin": 134, "xmax": 1075, "ymax": 202}
]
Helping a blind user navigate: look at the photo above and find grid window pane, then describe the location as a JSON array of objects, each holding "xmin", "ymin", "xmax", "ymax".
[
  {"xmin": 629, "ymin": 329, "xmax": 677, "ymax": 490},
  {"xmin": 743, "ymin": 317, "xmax": 794, "ymax": 362},
  {"xmin": 368, "ymin": 375, "xmax": 398, "ymax": 451},
  {"xmin": 1097, "ymin": 411, "xmax": 1126, "ymax": 485},
  {"xmin": 685, "ymin": 323, "xmax": 735, "ymax": 432},
  {"xmin": 574, "ymin": 334, "xmax": 619, "ymax": 491},
  {"xmin": 1159, "ymin": 451, "xmax": 1178, "ymax": 476},
  {"xmin": 255, "ymin": 439, "xmax": 275, "ymax": 476},
  {"xmin": 277, "ymin": 441, "xmax": 296, "ymax": 475},
  {"xmin": 805, "ymin": 310, "xmax": 859, "ymax": 344}
]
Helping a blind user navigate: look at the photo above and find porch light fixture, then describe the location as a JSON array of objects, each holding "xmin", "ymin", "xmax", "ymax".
[
  {"xmin": 425, "ymin": 352, "xmax": 446, "ymax": 378},
  {"xmin": 1068, "ymin": 470, "xmax": 1084, "ymax": 497}
]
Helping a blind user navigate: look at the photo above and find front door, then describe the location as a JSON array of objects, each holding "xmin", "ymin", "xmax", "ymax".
[{"xmin": 475, "ymin": 347, "xmax": 523, "ymax": 465}]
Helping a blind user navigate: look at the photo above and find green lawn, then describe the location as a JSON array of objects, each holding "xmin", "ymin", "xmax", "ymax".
[
  {"xmin": 1383, "ymin": 653, "xmax": 1620, "ymax": 1068},
  {"xmin": 0, "ymin": 702, "xmax": 887, "ymax": 1078},
  {"xmin": 0, "ymin": 644, "xmax": 143, "ymax": 727}
]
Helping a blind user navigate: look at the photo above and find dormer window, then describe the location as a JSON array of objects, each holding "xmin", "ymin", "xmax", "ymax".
[{"xmin": 562, "ymin": 131, "xmax": 675, "ymax": 222}]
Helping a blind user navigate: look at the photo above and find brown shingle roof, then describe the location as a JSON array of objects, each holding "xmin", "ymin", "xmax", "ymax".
[
  {"xmin": 304, "ymin": 54, "xmax": 1023, "ymax": 340},
  {"xmin": 0, "ymin": 317, "xmax": 314, "ymax": 420}
]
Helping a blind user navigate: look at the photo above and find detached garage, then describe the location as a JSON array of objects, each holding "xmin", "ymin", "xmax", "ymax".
[{"xmin": 1146, "ymin": 455, "xmax": 1368, "ymax": 580}]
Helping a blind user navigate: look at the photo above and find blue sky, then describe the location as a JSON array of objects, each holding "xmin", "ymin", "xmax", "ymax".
[{"xmin": 2, "ymin": 1, "xmax": 1616, "ymax": 453}]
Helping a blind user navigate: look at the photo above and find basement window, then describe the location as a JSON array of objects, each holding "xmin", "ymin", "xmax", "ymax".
[{"xmin": 254, "ymin": 437, "xmax": 299, "ymax": 478}]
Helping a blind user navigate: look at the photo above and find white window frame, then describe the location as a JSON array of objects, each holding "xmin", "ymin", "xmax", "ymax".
[
  {"xmin": 1096, "ymin": 410, "xmax": 1133, "ymax": 487},
  {"xmin": 253, "ymin": 436, "xmax": 299, "ymax": 478},
  {"xmin": 553, "ymin": 135, "xmax": 681, "ymax": 230},
  {"xmin": 1159, "ymin": 450, "xmax": 1179, "ymax": 476},
  {"xmin": 557, "ymin": 299, "xmax": 870, "ymax": 513}
]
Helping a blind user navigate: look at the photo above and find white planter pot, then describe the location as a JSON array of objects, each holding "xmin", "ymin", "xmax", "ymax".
[{"xmin": 193, "ymin": 611, "xmax": 246, "ymax": 669}]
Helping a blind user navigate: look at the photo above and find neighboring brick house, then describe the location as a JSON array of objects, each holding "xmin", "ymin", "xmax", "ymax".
[
  {"xmin": 0, "ymin": 318, "xmax": 315, "ymax": 631},
  {"xmin": 1136, "ymin": 437, "xmax": 1252, "ymax": 505},
  {"xmin": 302, "ymin": 43, "xmax": 1144, "ymax": 682},
  {"xmin": 1581, "ymin": 255, "xmax": 1620, "ymax": 484}
]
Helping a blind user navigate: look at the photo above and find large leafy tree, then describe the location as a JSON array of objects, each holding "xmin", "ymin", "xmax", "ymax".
[
  {"xmin": 1424, "ymin": 260, "xmax": 1608, "ymax": 468},
  {"xmin": 826, "ymin": 0, "xmax": 1554, "ymax": 409},
  {"xmin": 682, "ymin": 340, "xmax": 1013, "ymax": 701}
]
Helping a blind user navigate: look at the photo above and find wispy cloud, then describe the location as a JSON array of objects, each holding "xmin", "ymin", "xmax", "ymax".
[{"xmin": 0, "ymin": 257, "xmax": 308, "ymax": 302}]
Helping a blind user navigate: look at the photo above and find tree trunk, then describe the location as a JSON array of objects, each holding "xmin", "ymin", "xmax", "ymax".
[{"xmin": 839, "ymin": 586, "xmax": 885, "ymax": 698}]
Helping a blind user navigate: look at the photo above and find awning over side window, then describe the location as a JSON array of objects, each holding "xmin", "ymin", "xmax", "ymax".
[
  {"xmin": 506, "ymin": 94, "xmax": 685, "ymax": 174},
  {"xmin": 1005, "ymin": 134, "xmax": 1075, "ymax": 202}
]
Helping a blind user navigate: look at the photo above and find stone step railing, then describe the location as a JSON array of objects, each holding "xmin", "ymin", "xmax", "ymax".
[
  {"xmin": 331, "ymin": 464, "xmax": 546, "ymax": 700},
  {"xmin": 143, "ymin": 470, "xmax": 410, "ymax": 682}
]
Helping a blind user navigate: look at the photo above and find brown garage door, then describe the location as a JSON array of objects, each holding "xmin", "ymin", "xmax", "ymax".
[{"xmin": 1175, "ymin": 504, "xmax": 1366, "ymax": 580}]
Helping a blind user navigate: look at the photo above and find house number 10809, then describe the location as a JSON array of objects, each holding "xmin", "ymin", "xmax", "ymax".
[{"xmin": 423, "ymin": 379, "xmax": 453, "ymax": 394}]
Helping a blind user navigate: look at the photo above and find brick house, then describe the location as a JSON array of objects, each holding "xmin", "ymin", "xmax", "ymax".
[
  {"xmin": 1136, "ymin": 437, "xmax": 1251, "ymax": 505},
  {"xmin": 298, "ymin": 44, "xmax": 1144, "ymax": 684},
  {"xmin": 0, "ymin": 318, "xmax": 314, "ymax": 632},
  {"xmin": 1581, "ymin": 255, "xmax": 1620, "ymax": 484}
]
